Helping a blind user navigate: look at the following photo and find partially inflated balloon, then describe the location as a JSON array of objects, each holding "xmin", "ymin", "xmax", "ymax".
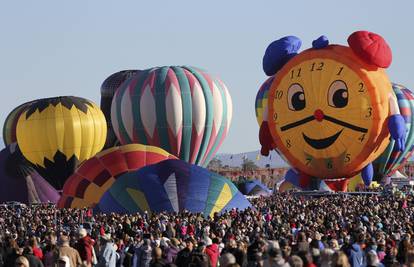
[
  {"xmin": 100, "ymin": 70, "xmax": 139, "ymax": 148},
  {"xmin": 16, "ymin": 96, "xmax": 107, "ymax": 189},
  {"xmin": 97, "ymin": 159, "xmax": 251, "ymax": 216},
  {"xmin": 111, "ymin": 66, "xmax": 232, "ymax": 166},
  {"xmin": 3, "ymin": 101, "xmax": 33, "ymax": 146},
  {"xmin": 58, "ymin": 144, "xmax": 176, "ymax": 208},
  {"xmin": 238, "ymin": 179, "xmax": 271, "ymax": 196},
  {"xmin": 255, "ymin": 76, "xmax": 274, "ymax": 126},
  {"xmin": 0, "ymin": 143, "xmax": 59, "ymax": 204},
  {"xmin": 373, "ymin": 83, "xmax": 414, "ymax": 180}
]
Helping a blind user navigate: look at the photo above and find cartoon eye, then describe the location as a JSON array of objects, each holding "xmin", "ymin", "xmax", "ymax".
[
  {"xmin": 328, "ymin": 80, "xmax": 348, "ymax": 108},
  {"xmin": 287, "ymin": 83, "xmax": 305, "ymax": 111}
]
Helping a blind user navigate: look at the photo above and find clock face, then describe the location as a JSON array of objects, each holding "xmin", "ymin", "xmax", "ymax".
[{"xmin": 268, "ymin": 46, "xmax": 390, "ymax": 178}]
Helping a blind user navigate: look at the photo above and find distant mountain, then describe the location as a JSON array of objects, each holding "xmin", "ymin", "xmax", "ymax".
[{"xmin": 214, "ymin": 150, "xmax": 289, "ymax": 168}]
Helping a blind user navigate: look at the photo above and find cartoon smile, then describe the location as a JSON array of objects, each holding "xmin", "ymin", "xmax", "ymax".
[{"xmin": 302, "ymin": 129, "xmax": 343, "ymax": 150}]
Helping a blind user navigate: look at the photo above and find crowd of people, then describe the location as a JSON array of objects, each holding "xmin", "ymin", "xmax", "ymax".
[{"xmin": 1, "ymin": 186, "xmax": 414, "ymax": 267}]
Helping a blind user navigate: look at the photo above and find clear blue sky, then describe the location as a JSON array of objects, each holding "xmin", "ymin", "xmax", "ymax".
[{"xmin": 0, "ymin": 1, "xmax": 412, "ymax": 154}]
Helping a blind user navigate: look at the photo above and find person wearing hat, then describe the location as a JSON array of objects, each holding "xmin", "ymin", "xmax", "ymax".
[
  {"xmin": 205, "ymin": 238, "xmax": 219, "ymax": 267},
  {"xmin": 75, "ymin": 228, "xmax": 95, "ymax": 267},
  {"xmin": 97, "ymin": 233, "xmax": 117, "ymax": 267},
  {"xmin": 58, "ymin": 234, "xmax": 82, "ymax": 267}
]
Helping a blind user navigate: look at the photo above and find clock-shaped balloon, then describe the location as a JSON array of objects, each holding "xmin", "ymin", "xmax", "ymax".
[{"xmin": 259, "ymin": 31, "xmax": 407, "ymax": 190}]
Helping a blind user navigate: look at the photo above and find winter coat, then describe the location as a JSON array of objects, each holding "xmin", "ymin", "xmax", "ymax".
[
  {"xmin": 175, "ymin": 248, "xmax": 192, "ymax": 267},
  {"xmin": 205, "ymin": 244, "xmax": 219, "ymax": 267},
  {"xmin": 59, "ymin": 244, "xmax": 83, "ymax": 267},
  {"xmin": 348, "ymin": 244, "xmax": 364, "ymax": 267},
  {"xmin": 97, "ymin": 242, "xmax": 117, "ymax": 267},
  {"xmin": 75, "ymin": 236, "xmax": 95, "ymax": 264},
  {"xmin": 132, "ymin": 245, "xmax": 152, "ymax": 267},
  {"xmin": 165, "ymin": 246, "xmax": 180, "ymax": 263}
]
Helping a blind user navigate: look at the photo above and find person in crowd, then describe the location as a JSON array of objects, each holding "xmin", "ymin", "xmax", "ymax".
[
  {"xmin": 175, "ymin": 238, "xmax": 194, "ymax": 267},
  {"xmin": 22, "ymin": 246, "xmax": 44, "ymax": 267},
  {"xmin": 149, "ymin": 247, "xmax": 166, "ymax": 267},
  {"xmin": 205, "ymin": 238, "xmax": 219, "ymax": 267},
  {"xmin": 165, "ymin": 238, "xmax": 180, "ymax": 264},
  {"xmin": 97, "ymin": 233, "xmax": 117, "ymax": 267},
  {"xmin": 75, "ymin": 228, "xmax": 95, "ymax": 267},
  {"xmin": 58, "ymin": 234, "xmax": 82, "ymax": 267},
  {"xmin": 14, "ymin": 256, "xmax": 30, "ymax": 267}
]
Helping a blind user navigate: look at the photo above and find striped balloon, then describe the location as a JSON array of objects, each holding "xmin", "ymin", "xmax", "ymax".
[
  {"xmin": 111, "ymin": 66, "xmax": 233, "ymax": 166},
  {"xmin": 373, "ymin": 83, "xmax": 414, "ymax": 180},
  {"xmin": 255, "ymin": 76, "xmax": 274, "ymax": 126}
]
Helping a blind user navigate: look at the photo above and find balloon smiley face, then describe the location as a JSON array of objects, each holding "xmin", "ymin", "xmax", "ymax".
[{"xmin": 268, "ymin": 45, "xmax": 391, "ymax": 178}]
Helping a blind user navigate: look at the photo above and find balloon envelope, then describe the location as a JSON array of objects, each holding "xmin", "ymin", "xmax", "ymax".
[
  {"xmin": 238, "ymin": 180, "xmax": 272, "ymax": 196},
  {"xmin": 58, "ymin": 144, "xmax": 177, "ymax": 208},
  {"xmin": 97, "ymin": 159, "xmax": 251, "ymax": 216},
  {"xmin": 111, "ymin": 66, "xmax": 232, "ymax": 167},
  {"xmin": 101, "ymin": 70, "xmax": 139, "ymax": 148},
  {"xmin": 3, "ymin": 101, "xmax": 33, "ymax": 146},
  {"xmin": 0, "ymin": 144, "xmax": 59, "ymax": 204},
  {"xmin": 16, "ymin": 96, "xmax": 107, "ymax": 189},
  {"xmin": 373, "ymin": 83, "xmax": 414, "ymax": 180}
]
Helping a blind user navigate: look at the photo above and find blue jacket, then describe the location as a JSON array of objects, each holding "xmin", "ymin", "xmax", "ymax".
[{"xmin": 349, "ymin": 244, "xmax": 364, "ymax": 267}]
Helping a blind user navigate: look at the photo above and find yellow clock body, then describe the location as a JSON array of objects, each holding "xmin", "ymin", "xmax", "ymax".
[{"xmin": 268, "ymin": 45, "xmax": 391, "ymax": 179}]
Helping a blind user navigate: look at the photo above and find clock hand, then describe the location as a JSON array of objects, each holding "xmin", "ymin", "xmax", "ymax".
[
  {"xmin": 324, "ymin": 115, "xmax": 368, "ymax": 133},
  {"xmin": 280, "ymin": 115, "xmax": 315, "ymax": 132}
]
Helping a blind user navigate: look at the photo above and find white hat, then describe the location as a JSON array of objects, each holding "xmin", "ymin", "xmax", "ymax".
[{"xmin": 78, "ymin": 228, "xmax": 87, "ymax": 238}]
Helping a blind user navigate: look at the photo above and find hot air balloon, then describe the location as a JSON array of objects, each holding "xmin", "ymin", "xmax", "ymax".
[
  {"xmin": 100, "ymin": 70, "xmax": 139, "ymax": 148},
  {"xmin": 111, "ymin": 66, "xmax": 233, "ymax": 167},
  {"xmin": 96, "ymin": 159, "xmax": 251, "ymax": 216},
  {"xmin": 3, "ymin": 101, "xmax": 33, "ymax": 146},
  {"xmin": 58, "ymin": 144, "xmax": 177, "ymax": 208},
  {"xmin": 373, "ymin": 83, "xmax": 414, "ymax": 181},
  {"xmin": 255, "ymin": 76, "xmax": 274, "ymax": 126},
  {"xmin": 0, "ymin": 143, "xmax": 59, "ymax": 204},
  {"xmin": 260, "ymin": 31, "xmax": 406, "ymax": 191},
  {"xmin": 16, "ymin": 96, "xmax": 107, "ymax": 190},
  {"xmin": 238, "ymin": 179, "xmax": 272, "ymax": 196}
]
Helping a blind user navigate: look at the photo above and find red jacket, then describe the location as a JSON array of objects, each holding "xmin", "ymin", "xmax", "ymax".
[
  {"xmin": 75, "ymin": 236, "xmax": 95, "ymax": 263},
  {"xmin": 32, "ymin": 246, "xmax": 43, "ymax": 260},
  {"xmin": 205, "ymin": 244, "xmax": 219, "ymax": 267}
]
